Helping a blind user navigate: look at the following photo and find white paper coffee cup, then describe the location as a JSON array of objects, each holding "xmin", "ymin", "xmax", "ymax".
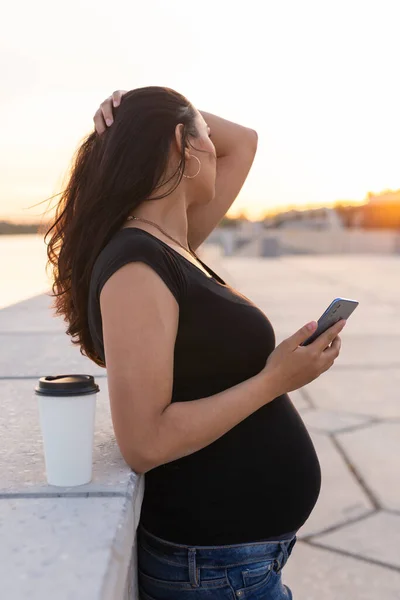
[{"xmin": 35, "ymin": 374, "xmax": 99, "ymax": 486}]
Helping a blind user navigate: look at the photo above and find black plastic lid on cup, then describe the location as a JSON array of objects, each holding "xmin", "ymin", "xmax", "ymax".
[{"xmin": 35, "ymin": 374, "xmax": 100, "ymax": 397}]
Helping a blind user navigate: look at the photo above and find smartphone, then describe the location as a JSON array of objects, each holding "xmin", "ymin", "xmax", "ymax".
[{"xmin": 300, "ymin": 297, "xmax": 359, "ymax": 346}]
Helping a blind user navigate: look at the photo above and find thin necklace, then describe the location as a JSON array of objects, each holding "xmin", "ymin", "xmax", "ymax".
[{"xmin": 126, "ymin": 215, "xmax": 198, "ymax": 259}]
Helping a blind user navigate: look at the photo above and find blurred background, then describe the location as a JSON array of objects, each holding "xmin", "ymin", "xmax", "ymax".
[
  {"xmin": 1, "ymin": 2, "xmax": 400, "ymax": 597},
  {"xmin": 1, "ymin": 0, "xmax": 399, "ymax": 306}
]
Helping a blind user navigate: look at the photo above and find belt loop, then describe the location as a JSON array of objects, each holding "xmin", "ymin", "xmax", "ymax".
[{"xmin": 188, "ymin": 548, "xmax": 199, "ymax": 587}]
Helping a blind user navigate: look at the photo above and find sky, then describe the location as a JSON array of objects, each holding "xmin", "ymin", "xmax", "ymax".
[{"xmin": 1, "ymin": 0, "xmax": 399, "ymax": 222}]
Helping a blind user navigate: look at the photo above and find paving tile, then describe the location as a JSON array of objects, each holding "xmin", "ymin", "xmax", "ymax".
[
  {"xmin": 298, "ymin": 432, "xmax": 373, "ymax": 538},
  {"xmin": 336, "ymin": 335, "xmax": 400, "ymax": 367},
  {"xmin": 299, "ymin": 408, "xmax": 373, "ymax": 433},
  {"xmin": 305, "ymin": 368, "xmax": 400, "ymax": 418},
  {"xmin": 284, "ymin": 540, "xmax": 400, "ymax": 600},
  {"xmin": 222, "ymin": 257, "xmax": 400, "ymax": 344},
  {"xmin": 224, "ymin": 254, "xmax": 400, "ymax": 335},
  {"xmin": 314, "ymin": 512, "xmax": 400, "ymax": 570},
  {"xmin": 337, "ymin": 422, "xmax": 400, "ymax": 510},
  {"xmin": 285, "ymin": 255, "xmax": 400, "ymax": 306}
]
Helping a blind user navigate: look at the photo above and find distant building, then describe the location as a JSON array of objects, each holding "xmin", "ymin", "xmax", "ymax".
[
  {"xmin": 367, "ymin": 190, "xmax": 400, "ymax": 205},
  {"xmin": 265, "ymin": 207, "xmax": 343, "ymax": 230}
]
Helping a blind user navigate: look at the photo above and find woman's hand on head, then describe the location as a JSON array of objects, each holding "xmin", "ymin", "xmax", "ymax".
[{"xmin": 93, "ymin": 90, "xmax": 128, "ymax": 135}]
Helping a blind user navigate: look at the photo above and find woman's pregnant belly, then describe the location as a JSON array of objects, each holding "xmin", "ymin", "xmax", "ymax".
[{"xmin": 141, "ymin": 393, "xmax": 321, "ymax": 546}]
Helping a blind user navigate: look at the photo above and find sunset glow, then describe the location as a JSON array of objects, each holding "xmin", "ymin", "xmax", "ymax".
[{"xmin": 1, "ymin": 0, "xmax": 399, "ymax": 223}]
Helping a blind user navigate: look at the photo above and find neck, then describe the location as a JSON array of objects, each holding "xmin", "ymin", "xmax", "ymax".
[{"xmin": 130, "ymin": 190, "xmax": 190, "ymax": 249}]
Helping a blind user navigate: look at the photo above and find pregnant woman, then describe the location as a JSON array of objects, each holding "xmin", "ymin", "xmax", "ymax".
[{"xmin": 46, "ymin": 86, "xmax": 345, "ymax": 599}]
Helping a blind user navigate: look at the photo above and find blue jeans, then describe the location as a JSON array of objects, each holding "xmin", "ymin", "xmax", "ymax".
[{"xmin": 137, "ymin": 524, "xmax": 297, "ymax": 599}]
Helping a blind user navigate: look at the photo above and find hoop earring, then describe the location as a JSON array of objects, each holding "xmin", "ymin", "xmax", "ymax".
[{"xmin": 182, "ymin": 155, "xmax": 201, "ymax": 179}]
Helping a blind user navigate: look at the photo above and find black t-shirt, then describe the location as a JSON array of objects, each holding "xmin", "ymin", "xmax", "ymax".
[{"xmin": 88, "ymin": 228, "xmax": 321, "ymax": 545}]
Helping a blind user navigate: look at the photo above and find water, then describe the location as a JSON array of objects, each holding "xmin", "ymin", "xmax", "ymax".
[{"xmin": 0, "ymin": 234, "xmax": 51, "ymax": 309}]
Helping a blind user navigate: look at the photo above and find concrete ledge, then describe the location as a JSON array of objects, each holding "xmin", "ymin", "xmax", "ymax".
[
  {"xmin": 1, "ymin": 475, "xmax": 144, "ymax": 600},
  {"xmin": 0, "ymin": 294, "xmax": 145, "ymax": 599}
]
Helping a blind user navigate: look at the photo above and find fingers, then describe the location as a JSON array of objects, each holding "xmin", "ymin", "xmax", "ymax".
[
  {"xmin": 102, "ymin": 90, "xmax": 128, "ymax": 126},
  {"xmin": 324, "ymin": 335, "xmax": 342, "ymax": 358},
  {"xmin": 289, "ymin": 321, "xmax": 318, "ymax": 349},
  {"xmin": 93, "ymin": 90, "xmax": 128, "ymax": 135},
  {"xmin": 314, "ymin": 319, "xmax": 346, "ymax": 352},
  {"xmin": 320, "ymin": 335, "xmax": 342, "ymax": 372},
  {"xmin": 93, "ymin": 107, "xmax": 107, "ymax": 135},
  {"xmin": 112, "ymin": 89, "xmax": 128, "ymax": 107},
  {"xmin": 101, "ymin": 95, "xmax": 114, "ymax": 127}
]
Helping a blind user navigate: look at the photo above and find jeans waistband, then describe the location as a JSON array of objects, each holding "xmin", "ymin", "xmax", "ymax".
[{"xmin": 138, "ymin": 525, "xmax": 297, "ymax": 571}]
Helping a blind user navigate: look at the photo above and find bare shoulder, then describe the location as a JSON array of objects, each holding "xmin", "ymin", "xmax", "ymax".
[{"xmin": 100, "ymin": 258, "xmax": 179, "ymax": 320}]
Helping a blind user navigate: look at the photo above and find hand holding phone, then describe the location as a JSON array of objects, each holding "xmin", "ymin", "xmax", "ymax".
[
  {"xmin": 264, "ymin": 317, "xmax": 346, "ymax": 396},
  {"xmin": 300, "ymin": 297, "xmax": 359, "ymax": 347},
  {"xmin": 263, "ymin": 297, "xmax": 358, "ymax": 396}
]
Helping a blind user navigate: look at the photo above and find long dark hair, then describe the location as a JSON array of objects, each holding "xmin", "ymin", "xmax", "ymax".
[{"xmin": 45, "ymin": 86, "xmax": 199, "ymax": 366}]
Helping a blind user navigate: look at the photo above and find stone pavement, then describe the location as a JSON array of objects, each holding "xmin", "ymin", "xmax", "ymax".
[
  {"xmin": 1, "ymin": 252, "xmax": 399, "ymax": 599},
  {"xmin": 218, "ymin": 254, "xmax": 400, "ymax": 599}
]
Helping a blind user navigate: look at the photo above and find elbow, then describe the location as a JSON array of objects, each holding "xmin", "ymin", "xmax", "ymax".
[
  {"xmin": 116, "ymin": 419, "xmax": 168, "ymax": 474},
  {"xmin": 128, "ymin": 460, "xmax": 153, "ymax": 475},
  {"xmin": 120, "ymin": 444, "xmax": 158, "ymax": 475},
  {"xmin": 126, "ymin": 455, "xmax": 155, "ymax": 475},
  {"xmin": 244, "ymin": 127, "xmax": 258, "ymax": 153},
  {"xmin": 249, "ymin": 128, "xmax": 258, "ymax": 152}
]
